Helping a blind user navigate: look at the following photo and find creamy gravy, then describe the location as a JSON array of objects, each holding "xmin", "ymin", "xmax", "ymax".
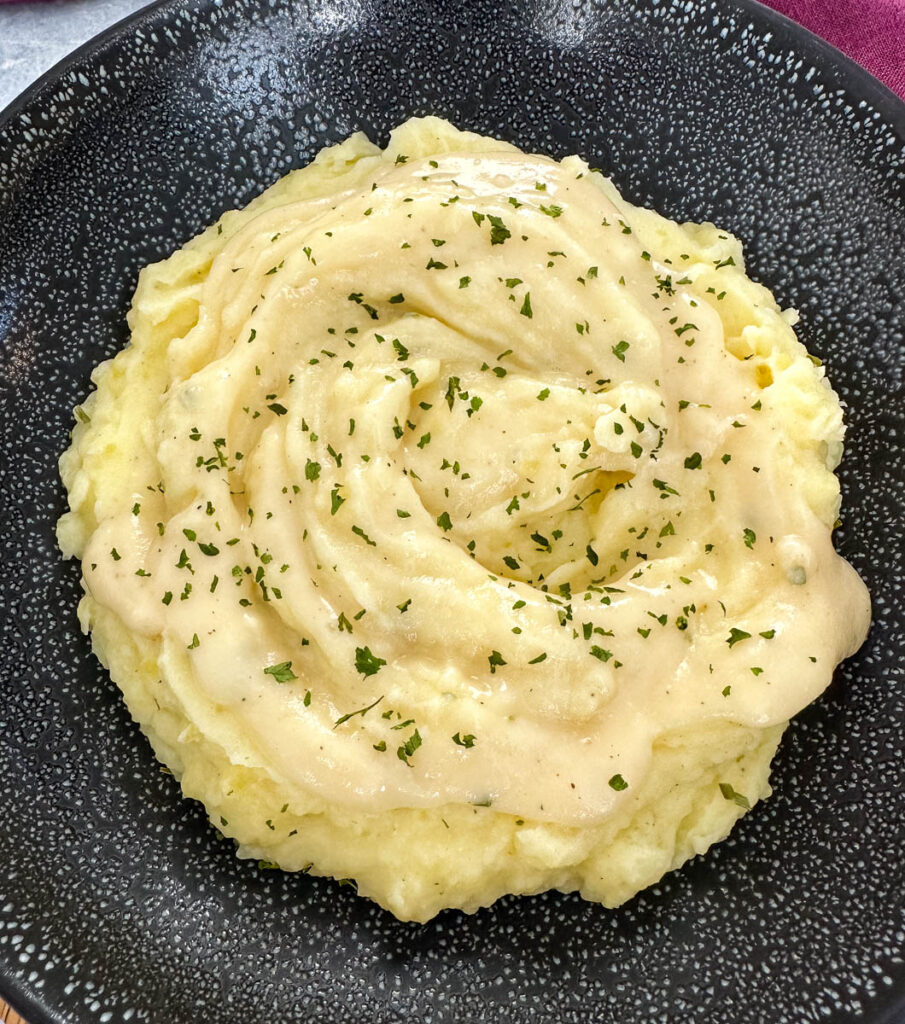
[{"xmin": 82, "ymin": 146, "xmax": 870, "ymax": 824}]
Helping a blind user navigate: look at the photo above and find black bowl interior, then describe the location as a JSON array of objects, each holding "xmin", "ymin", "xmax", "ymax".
[{"xmin": 1, "ymin": 1, "xmax": 904, "ymax": 1022}]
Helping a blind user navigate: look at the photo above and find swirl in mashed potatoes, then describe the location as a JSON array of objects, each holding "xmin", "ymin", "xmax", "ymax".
[{"xmin": 58, "ymin": 118, "xmax": 870, "ymax": 922}]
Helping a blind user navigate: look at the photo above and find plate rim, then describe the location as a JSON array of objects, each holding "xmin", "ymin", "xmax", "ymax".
[
  {"xmin": 1, "ymin": 0, "xmax": 904, "ymax": 148},
  {"xmin": 1, "ymin": 0, "xmax": 904, "ymax": 1021},
  {"xmin": 0, "ymin": 0, "xmax": 172, "ymax": 131}
]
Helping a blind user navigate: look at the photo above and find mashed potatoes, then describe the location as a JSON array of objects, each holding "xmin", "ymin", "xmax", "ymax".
[{"xmin": 58, "ymin": 117, "xmax": 870, "ymax": 922}]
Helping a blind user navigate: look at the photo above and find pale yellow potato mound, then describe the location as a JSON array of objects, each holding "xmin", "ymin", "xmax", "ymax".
[{"xmin": 58, "ymin": 118, "xmax": 868, "ymax": 922}]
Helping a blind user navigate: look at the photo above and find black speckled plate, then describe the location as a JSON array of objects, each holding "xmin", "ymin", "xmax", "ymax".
[{"xmin": 1, "ymin": 1, "xmax": 903, "ymax": 1021}]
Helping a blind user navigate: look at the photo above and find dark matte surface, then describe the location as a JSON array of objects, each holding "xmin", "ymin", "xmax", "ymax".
[{"xmin": 1, "ymin": 1, "xmax": 904, "ymax": 1022}]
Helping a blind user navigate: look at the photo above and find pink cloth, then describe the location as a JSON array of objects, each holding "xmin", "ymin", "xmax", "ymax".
[{"xmin": 760, "ymin": 0, "xmax": 905, "ymax": 98}]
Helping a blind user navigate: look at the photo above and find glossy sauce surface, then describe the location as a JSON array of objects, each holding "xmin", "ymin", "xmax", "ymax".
[{"xmin": 79, "ymin": 130, "xmax": 871, "ymax": 824}]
